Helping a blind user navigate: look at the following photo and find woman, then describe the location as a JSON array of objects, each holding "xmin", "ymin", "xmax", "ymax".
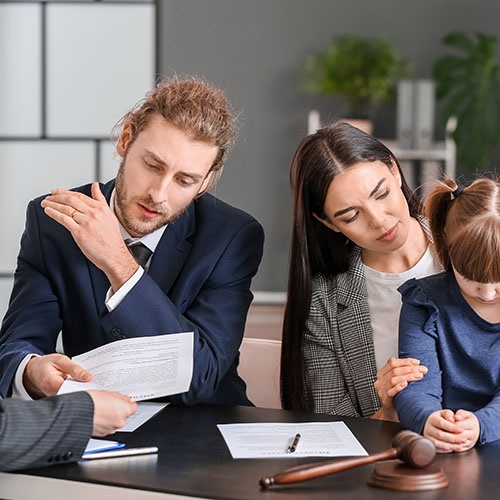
[{"xmin": 280, "ymin": 122, "xmax": 442, "ymax": 420}]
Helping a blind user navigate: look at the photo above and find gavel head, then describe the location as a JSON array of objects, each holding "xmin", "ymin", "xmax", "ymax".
[{"xmin": 391, "ymin": 430, "xmax": 436, "ymax": 469}]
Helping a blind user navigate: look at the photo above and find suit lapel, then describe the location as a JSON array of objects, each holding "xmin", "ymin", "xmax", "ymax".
[
  {"xmin": 148, "ymin": 203, "xmax": 194, "ymax": 294},
  {"xmin": 335, "ymin": 247, "xmax": 380, "ymax": 415}
]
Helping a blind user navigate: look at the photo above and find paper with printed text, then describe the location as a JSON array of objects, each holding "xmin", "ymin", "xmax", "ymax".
[
  {"xmin": 58, "ymin": 332, "xmax": 193, "ymax": 401},
  {"xmin": 217, "ymin": 421, "xmax": 368, "ymax": 459}
]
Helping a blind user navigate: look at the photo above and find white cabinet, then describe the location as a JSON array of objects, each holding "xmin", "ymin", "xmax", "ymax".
[{"xmin": 0, "ymin": 1, "xmax": 156, "ymax": 316}]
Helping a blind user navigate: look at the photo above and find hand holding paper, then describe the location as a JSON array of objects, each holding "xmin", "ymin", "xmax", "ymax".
[{"xmin": 58, "ymin": 332, "xmax": 193, "ymax": 401}]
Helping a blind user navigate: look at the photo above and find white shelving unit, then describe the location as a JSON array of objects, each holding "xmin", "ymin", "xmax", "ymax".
[{"xmin": 307, "ymin": 110, "xmax": 456, "ymax": 194}]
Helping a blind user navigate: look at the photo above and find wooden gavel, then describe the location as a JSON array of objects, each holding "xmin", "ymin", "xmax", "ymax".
[{"xmin": 260, "ymin": 430, "xmax": 436, "ymax": 489}]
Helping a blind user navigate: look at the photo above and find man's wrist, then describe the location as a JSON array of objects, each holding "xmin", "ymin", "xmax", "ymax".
[
  {"xmin": 105, "ymin": 266, "xmax": 144, "ymax": 312},
  {"xmin": 23, "ymin": 356, "xmax": 45, "ymax": 399},
  {"xmin": 11, "ymin": 354, "xmax": 40, "ymax": 400}
]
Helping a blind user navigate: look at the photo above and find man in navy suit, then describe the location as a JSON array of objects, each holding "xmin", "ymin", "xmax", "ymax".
[{"xmin": 0, "ymin": 76, "xmax": 264, "ymax": 405}]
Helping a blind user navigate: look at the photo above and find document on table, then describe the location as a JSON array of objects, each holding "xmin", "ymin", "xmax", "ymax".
[
  {"xmin": 58, "ymin": 332, "xmax": 193, "ymax": 401},
  {"xmin": 84, "ymin": 438, "xmax": 125, "ymax": 454},
  {"xmin": 217, "ymin": 422, "xmax": 368, "ymax": 459},
  {"xmin": 118, "ymin": 402, "xmax": 169, "ymax": 432}
]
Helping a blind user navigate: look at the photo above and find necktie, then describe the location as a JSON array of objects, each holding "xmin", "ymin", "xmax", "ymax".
[{"xmin": 127, "ymin": 241, "xmax": 152, "ymax": 269}]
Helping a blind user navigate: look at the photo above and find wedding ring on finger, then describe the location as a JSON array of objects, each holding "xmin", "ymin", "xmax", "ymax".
[{"xmin": 70, "ymin": 209, "xmax": 78, "ymax": 220}]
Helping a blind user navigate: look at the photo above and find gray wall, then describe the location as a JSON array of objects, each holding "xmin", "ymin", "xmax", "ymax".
[{"xmin": 158, "ymin": 0, "xmax": 500, "ymax": 292}]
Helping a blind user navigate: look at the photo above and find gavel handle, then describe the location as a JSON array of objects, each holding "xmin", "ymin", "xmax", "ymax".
[{"xmin": 260, "ymin": 448, "xmax": 398, "ymax": 488}]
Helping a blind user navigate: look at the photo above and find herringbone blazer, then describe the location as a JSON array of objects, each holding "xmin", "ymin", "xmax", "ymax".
[
  {"xmin": 0, "ymin": 392, "xmax": 93, "ymax": 472},
  {"xmin": 304, "ymin": 246, "xmax": 380, "ymax": 417},
  {"xmin": 303, "ymin": 220, "xmax": 434, "ymax": 418}
]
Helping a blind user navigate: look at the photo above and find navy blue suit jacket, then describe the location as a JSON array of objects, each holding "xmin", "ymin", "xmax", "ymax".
[{"xmin": 0, "ymin": 180, "xmax": 264, "ymax": 405}]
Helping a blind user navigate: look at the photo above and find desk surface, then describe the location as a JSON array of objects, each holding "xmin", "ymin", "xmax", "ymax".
[{"xmin": 3, "ymin": 404, "xmax": 499, "ymax": 500}]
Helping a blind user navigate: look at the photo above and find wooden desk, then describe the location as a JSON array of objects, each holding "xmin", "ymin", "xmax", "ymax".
[{"xmin": 1, "ymin": 405, "xmax": 498, "ymax": 499}]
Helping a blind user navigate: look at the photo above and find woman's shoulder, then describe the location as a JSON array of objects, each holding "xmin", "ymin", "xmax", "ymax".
[
  {"xmin": 312, "ymin": 249, "xmax": 363, "ymax": 290},
  {"xmin": 311, "ymin": 273, "xmax": 338, "ymax": 300},
  {"xmin": 311, "ymin": 250, "xmax": 367, "ymax": 308}
]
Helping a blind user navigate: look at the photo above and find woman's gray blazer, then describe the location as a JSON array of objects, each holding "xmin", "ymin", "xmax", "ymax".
[{"xmin": 304, "ymin": 246, "xmax": 380, "ymax": 417}]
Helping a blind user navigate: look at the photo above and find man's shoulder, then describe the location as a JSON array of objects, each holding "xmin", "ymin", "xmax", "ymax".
[
  {"xmin": 31, "ymin": 180, "xmax": 114, "ymax": 204},
  {"xmin": 194, "ymin": 193, "xmax": 262, "ymax": 229}
]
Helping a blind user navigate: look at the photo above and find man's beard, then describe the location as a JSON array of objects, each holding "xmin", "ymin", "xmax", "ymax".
[{"xmin": 114, "ymin": 163, "xmax": 187, "ymax": 238}]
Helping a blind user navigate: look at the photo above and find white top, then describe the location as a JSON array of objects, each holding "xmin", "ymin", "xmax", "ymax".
[{"xmin": 363, "ymin": 246, "xmax": 442, "ymax": 371}]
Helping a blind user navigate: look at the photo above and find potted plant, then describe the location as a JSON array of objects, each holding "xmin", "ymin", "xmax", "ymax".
[
  {"xmin": 302, "ymin": 35, "xmax": 412, "ymax": 133},
  {"xmin": 433, "ymin": 31, "xmax": 500, "ymax": 172}
]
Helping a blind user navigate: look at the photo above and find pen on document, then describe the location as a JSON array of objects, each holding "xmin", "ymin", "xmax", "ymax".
[
  {"xmin": 81, "ymin": 446, "xmax": 159, "ymax": 460},
  {"xmin": 286, "ymin": 433, "xmax": 301, "ymax": 454}
]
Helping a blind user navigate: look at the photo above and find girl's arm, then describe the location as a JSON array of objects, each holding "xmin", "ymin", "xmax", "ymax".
[{"xmin": 393, "ymin": 299, "xmax": 442, "ymax": 432}]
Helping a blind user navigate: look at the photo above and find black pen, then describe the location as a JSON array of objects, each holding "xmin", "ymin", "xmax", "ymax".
[{"xmin": 286, "ymin": 433, "xmax": 301, "ymax": 453}]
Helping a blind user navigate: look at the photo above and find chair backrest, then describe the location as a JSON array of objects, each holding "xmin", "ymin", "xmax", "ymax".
[{"xmin": 239, "ymin": 337, "xmax": 282, "ymax": 409}]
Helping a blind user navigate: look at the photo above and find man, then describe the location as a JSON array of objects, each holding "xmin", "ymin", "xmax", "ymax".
[
  {"xmin": 0, "ymin": 390, "xmax": 136, "ymax": 472},
  {"xmin": 0, "ymin": 76, "xmax": 264, "ymax": 405}
]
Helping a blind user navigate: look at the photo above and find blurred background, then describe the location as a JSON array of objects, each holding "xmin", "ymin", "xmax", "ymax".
[{"xmin": 1, "ymin": 0, "xmax": 499, "ymax": 319}]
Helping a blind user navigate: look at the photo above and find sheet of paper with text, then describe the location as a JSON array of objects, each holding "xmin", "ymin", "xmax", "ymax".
[
  {"xmin": 217, "ymin": 422, "xmax": 368, "ymax": 459},
  {"xmin": 58, "ymin": 332, "xmax": 193, "ymax": 401}
]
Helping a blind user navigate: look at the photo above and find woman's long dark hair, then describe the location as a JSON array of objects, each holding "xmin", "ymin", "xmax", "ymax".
[{"xmin": 280, "ymin": 122, "xmax": 421, "ymax": 411}]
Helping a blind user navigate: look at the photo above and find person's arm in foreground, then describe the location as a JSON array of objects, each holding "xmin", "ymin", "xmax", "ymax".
[{"xmin": 0, "ymin": 390, "xmax": 136, "ymax": 472}]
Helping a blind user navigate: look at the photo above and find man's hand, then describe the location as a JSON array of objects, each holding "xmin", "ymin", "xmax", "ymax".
[
  {"xmin": 87, "ymin": 390, "xmax": 137, "ymax": 436},
  {"xmin": 423, "ymin": 409, "xmax": 479, "ymax": 453},
  {"xmin": 24, "ymin": 353, "xmax": 92, "ymax": 399},
  {"xmin": 40, "ymin": 182, "xmax": 138, "ymax": 290},
  {"xmin": 373, "ymin": 357, "xmax": 427, "ymax": 420}
]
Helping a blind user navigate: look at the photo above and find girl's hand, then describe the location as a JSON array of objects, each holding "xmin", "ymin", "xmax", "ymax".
[
  {"xmin": 453, "ymin": 409, "xmax": 480, "ymax": 451},
  {"xmin": 423, "ymin": 409, "xmax": 473, "ymax": 453}
]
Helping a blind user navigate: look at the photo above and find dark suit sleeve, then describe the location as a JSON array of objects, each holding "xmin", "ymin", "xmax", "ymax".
[
  {"xmin": 0, "ymin": 392, "xmax": 94, "ymax": 472},
  {"xmin": 101, "ymin": 217, "xmax": 265, "ymax": 405},
  {"xmin": 0, "ymin": 199, "xmax": 63, "ymax": 396}
]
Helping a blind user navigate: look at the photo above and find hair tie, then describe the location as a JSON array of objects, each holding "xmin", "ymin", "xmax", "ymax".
[{"xmin": 451, "ymin": 186, "xmax": 463, "ymax": 200}]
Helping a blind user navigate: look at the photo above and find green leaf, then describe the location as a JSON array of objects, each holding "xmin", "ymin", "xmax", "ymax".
[
  {"xmin": 301, "ymin": 35, "xmax": 412, "ymax": 117},
  {"xmin": 433, "ymin": 31, "xmax": 500, "ymax": 171}
]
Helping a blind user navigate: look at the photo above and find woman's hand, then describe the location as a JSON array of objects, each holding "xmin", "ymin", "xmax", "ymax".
[{"xmin": 372, "ymin": 357, "xmax": 427, "ymax": 421}]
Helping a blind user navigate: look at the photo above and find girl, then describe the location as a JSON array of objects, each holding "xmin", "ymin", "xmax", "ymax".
[
  {"xmin": 395, "ymin": 178, "xmax": 500, "ymax": 452},
  {"xmin": 281, "ymin": 122, "xmax": 442, "ymax": 420}
]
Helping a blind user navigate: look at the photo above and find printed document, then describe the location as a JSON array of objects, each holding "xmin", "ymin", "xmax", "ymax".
[
  {"xmin": 119, "ymin": 402, "xmax": 169, "ymax": 432},
  {"xmin": 217, "ymin": 422, "xmax": 368, "ymax": 459},
  {"xmin": 58, "ymin": 332, "xmax": 193, "ymax": 401}
]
